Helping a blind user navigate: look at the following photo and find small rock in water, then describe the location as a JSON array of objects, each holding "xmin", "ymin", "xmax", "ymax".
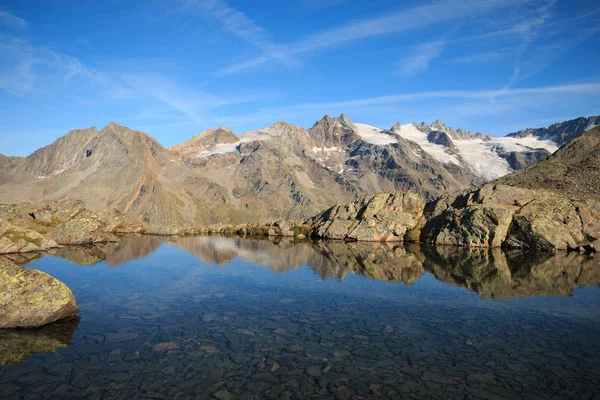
[
  {"xmin": 213, "ymin": 389, "xmax": 237, "ymax": 400},
  {"xmin": 200, "ymin": 345, "xmax": 219, "ymax": 353},
  {"xmin": 465, "ymin": 339, "xmax": 473, "ymax": 346},
  {"xmin": 152, "ymin": 342, "xmax": 179, "ymax": 352}
]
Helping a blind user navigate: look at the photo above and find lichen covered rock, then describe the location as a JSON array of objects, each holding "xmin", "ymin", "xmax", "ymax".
[
  {"xmin": 0, "ymin": 258, "xmax": 80, "ymax": 328},
  {"xmin": 422, "ymin": 184, "xmax": 600, "ymax": 251},
  {"xmin": 0, "ymin": 218, "xmax": 58, "ymax": 254},
  {"xmin": 307, "ymin": 191, "xmax": 425, "ymax": 242}
]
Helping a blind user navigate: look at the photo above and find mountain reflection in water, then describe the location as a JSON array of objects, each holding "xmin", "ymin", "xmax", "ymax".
[
  {"xmin": 1, "ymin": 235, "xmax": 599, "ymax": 399},
  {"xmin": 8, "ymin": 235, "xmax": 600, "ymax": 299}
]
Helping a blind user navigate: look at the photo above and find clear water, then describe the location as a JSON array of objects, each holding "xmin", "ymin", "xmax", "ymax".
[{"xmin": 1, "ymin": 236, "xmax": 600, "ymax": 399}]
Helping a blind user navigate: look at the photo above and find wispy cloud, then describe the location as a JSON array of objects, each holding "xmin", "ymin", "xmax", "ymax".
[
  {"xmin": 176, "ymin": 0, "xmax": 296, "ymax": 69},
  {"xmin": 213, "ymin": 0, "xmax": 522, "ymax": 77},
  {"xmin": 503, "ymin": 0, "xmax": 557, "ymax": 88},
  {"xmin": 0, "ymin": 35, "xmax": 110, "ymax": 95},
  {"xmin": 120, "ymin": 73, "xmax": 275, "ymax": 124},
  {"xmin": 121, "ymin": 74, "xmax": 219, "ymax": 124},
  {"xmin": 446, "ymin": 50, "xmax": 510, "ymax": 64},
  {"xmin": 182, "ymin": 0, "xmax": 271, "ymax": 49},
  {"xmin": 0, "ymin": 10, "xmax": 28, "ymax": 30},
  {"xmin": 299, "ymin": 0, "xmax": 350, "ymax": 13},
  {"xmin": 307, "ymin": 83, "xmax": 600, "ymax": 109},
  {"xmin": 210, "ymin": 82, "xmax": 600, "ymax": 122},
  {"xmin": 398, "ymin": 41, "xmax": 445, "ymax": 75}
]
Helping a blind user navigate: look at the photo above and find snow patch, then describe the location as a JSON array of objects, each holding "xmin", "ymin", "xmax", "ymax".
[
  {"xmin": 395, "ymin": 123, "xmax": 460, "ymax": 165},
  {"xmin": 312, "ymin": 146, "xmax": 343, "ymax": 153},
  {"xmin": 490, "ymin": 136, "xmax": 558, "ymax": 153},
  {"xmin": 452, "ymin": 140, "xmax": 511, "ymax": 180},
  {"xmin": 197, "ymin": 135, "xmax": 274, "ymax": 158},
  {"xmin": 354, "ymin": 123, "xmax": 398, "ymax": 145},
  {"xmin": 394, "ymin": 123, "xmax": 561, "ymax": 180}
]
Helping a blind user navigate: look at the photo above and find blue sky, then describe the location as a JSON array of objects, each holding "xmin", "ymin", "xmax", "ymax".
[{"xmin": 1, "ymin": 0, "xmax": 599, "ymax": 156}]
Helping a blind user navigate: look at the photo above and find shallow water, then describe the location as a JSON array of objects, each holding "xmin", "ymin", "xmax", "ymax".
[{"xmin": 1, "ymin": 236, "xmax": 600, "ymax": 399}]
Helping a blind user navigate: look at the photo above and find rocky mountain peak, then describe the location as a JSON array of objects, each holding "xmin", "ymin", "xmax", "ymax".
[
  {"xmin": 170, "ymin": 126, "xmax": 239, "ymax": 156},
  {"xmin": 413, "ymin": 122, "xmax": 432, "ymax": 133},
  {"xmin": 391, "ymin": 122, "xmax": 403, "ymax": 133},
  {"xmin": 338, "ymin": 114, "xmax": 356, "ymax": 130},
  {"xmin": 431, "ymin": 119, "xmax": 446, "ymax": 131},
  {"xmin": 307, "ymin": 114, "xmax": 360, "ymax": 148},
  {"xmin": 506, "ymin": 115, "xmax": 600, "ymax": 146}
]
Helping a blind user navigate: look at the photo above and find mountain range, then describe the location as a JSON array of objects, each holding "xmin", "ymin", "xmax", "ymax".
[{"xmin": 0, "ymin": 115, "xmax": 597, "ymax": 226}]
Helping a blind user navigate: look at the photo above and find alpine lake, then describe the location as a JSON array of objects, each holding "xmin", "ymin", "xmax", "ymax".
[{"xmin": 1, "ymin": 235, "xmax": 599, "ymax": 399}]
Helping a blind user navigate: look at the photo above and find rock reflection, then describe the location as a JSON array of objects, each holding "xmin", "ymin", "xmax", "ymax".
[
  {"xmin": 24, "ymin": 235, "xmax": 600, "ymax": 298},
  {"xmin": 423, "ymin": 246, "xmax": 600, "ymax": 299},
  {"xmin": 0, "ymin": 316, "xmax": 80, "ymax": 365}
]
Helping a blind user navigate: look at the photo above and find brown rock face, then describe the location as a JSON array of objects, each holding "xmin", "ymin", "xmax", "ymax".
[
  {"xmin": 0, "ymin": 258, "xmax": 80, "ymax": 328},
  {"xmin": 307, "ymin": 191, "xmax": 425, "ymax": 241},
  {"xmin": 0, "ymin": 115, "xmax": 484, "ymax": 227},
  {"xmin": 170, "ymin": 127, "xmax": 239, "ymax": 156}
]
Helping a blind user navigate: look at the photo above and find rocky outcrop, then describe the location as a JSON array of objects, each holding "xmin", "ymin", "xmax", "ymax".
[
  {"xmin": 419, "ymin": 126, "xmax": 600, "ymax": 251},
  {"xmin": 307, "ymin": 191, "xmax": 425, "ymax": 241},
  {"xmin": 0, "ymin": 199, "xmax": 129, "ymax": 252},
  {"xmin": 0, "ymin": 258, "xmax": 80, "ymax": 328},
  {"xmin": 0, "ymin": 219, "xmax": 58, "ymax": 254},
  {"xmin": 421, "ymin": 184, "xmax": 600, "ymax": 251}
]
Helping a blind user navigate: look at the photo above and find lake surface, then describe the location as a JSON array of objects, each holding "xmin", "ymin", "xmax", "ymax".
[{"xmin": 1, "ymin": 236, "xmax": 600, "ymax": 399}]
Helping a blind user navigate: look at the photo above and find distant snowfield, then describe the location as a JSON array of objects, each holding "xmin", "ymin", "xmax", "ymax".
[
  {"xmin": 354, "ymin": 123, "xmax": 398, "ymax": 145},
  {"xmin": 393, "ymin": 123, "xmax": 461, "ymax": 165},
  {"xmin": 195, "ymin": 118, "xmax": 562, "ymax": 180},
  {"xmin": 382, "ymin": 122, "xmax": 560, "ymax": 180}
]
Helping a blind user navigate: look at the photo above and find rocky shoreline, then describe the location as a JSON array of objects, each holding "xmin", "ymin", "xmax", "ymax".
[{"xmin": 1, "ymin": 185, "xmax": 598, "ymax": 257}]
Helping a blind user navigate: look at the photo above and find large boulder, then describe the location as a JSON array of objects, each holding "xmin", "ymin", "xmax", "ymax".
[
  {"xmin": 48, "ymin": 213, "xmax": 124, "ymax": 244},
  {"xmin": 0, "ymin": 258, "xmax": 80, "ymax": 328},
  {"xmin": 307, "ymin": 191, "xmax": 425, "ymax": 242},
  {"xmin": 0, "ymin": 218, "xmax": 58, "ymax": 254}
]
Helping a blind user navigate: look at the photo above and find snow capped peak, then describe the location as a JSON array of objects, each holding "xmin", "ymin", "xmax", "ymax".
[{"xmin": 391, "ymin": 122, "xmax": 402, "ymax": 133}]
